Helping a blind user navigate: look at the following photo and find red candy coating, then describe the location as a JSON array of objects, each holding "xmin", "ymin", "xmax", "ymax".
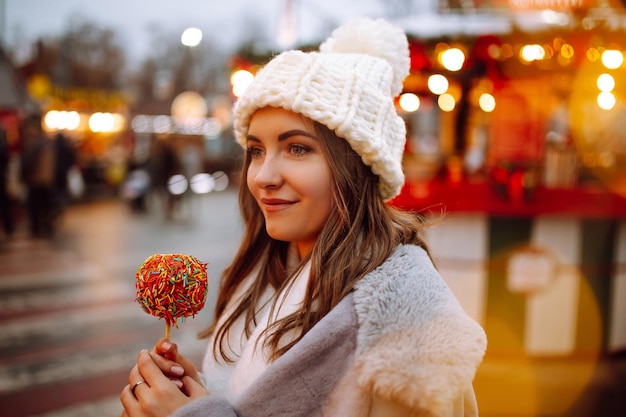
[{"xmin": 135, "ymin": 254, "xmax": 208, "ymax": 327}]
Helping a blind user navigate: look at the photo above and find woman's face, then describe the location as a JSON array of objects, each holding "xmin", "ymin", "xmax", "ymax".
[{"xmin": 246, "ymin": 107, "xmax": 333, "ymax": 258}]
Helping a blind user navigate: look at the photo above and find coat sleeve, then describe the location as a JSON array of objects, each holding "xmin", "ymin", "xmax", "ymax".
[{"xmin": 170, "ymin": 397, "xmax": 239, "ymax": 417}]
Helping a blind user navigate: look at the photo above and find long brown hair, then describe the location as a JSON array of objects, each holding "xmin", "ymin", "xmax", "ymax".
[{"xmin": 201, "ymin": 115, "xmax": 430, "ymax": 362}]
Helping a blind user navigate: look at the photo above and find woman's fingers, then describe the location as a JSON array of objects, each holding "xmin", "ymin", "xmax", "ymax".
[
  {"xmin": 152, "ymin": 339, "xmax": 201, "ymax": 383},
  {"xmin": 148, "ymin": 349, "xmax": 184, "ymax": 378},
  {"xmin": 181, "ymin": 375, "xmax": 210, "ymax": 398},
  {"xmin": 137, "ymin": 349, "xmax": 173, "ymax": 388},
  {"xmin": 120, "ymin": 383, "xmax": 143, "ymax": 416},
  {"xmin": 155, "ymin": 338, "xmax": 178, "ymax": 361}
]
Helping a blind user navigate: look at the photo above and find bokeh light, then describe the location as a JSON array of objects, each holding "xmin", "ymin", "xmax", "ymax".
[
  {"xmin": 212, "ymin": 171, "xmax": 230, "ymax": 191},
  {"xmin": 520, "ymin": 44, "xmax": 546, "ymax": 63},
  {"xmin": 399, "ymin": 93, "xmax": 420, "ymax": 112},
  {"xmin": 231, "ymin": 69, "xmax": 254, "ymax": 98},
  {"xmin": 440, "ymin": 47, "xmax": 465, "ymax": 71},
  {"xmin": 479, "ymin": 93, "xmax": 496, "ymax": 112},
  {"xmin": 189, "ymin": 173, "xmax": 215, "ymax": 194},
  {"xmin": 601, "ymin": 49, "xmax": 624, "ymax": 69},
  {"xmin": 597, "ymin": 92, "xmax": 616, "ymax": 110},
  {"xmin": 438, "ymin": 93, "xmax": 456, "ymax": 112},
  {"xmin": 181, "ymin": 27, "xmax": 202, "ymax": 47},
  {"xmin": 428, "ymin": 74, "xmax": 449, "ymax": 95},
  {"xmin": 596, "ymin": 73, "xmax": 615, "ymax": 92},
  {"xmin": 167, "ymin": 174, "xmax": 188, "ymax": 195},
  {"xmin": 44, "ymin": 110, "xmax": 81, "ymax": 131}
]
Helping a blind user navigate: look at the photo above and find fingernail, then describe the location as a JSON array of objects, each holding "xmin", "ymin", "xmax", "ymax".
[
  {"xmin": 162, "ymin": 342, "xmax": 172, "ymax": 351},
  {"xmin": 172, "ymin": 379, "xmax": 183, "ymax": 389},
  {"xmin": 171, "ymin": 365, "xmax": 184, "ymax": 376}
]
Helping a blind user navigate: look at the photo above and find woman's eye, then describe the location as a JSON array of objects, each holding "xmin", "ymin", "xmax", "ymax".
[
  {"xmin": 289, "ymin": 144, "xmax": 310, "ymax": 156},
  {"xmin": 247, "ymin": 147, "xmax": 264, "ymax": 159}
]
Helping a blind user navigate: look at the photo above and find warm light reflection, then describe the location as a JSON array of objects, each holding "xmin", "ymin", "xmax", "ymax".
[
  {"xmin": 601, "ymin": 49, "xmax": 624, "ymax": 69},
  {"xmin": 500, "ymin": 44, "xmax": 514, "ymax": 59},
  {"xmin": 597, "ymin": 92, "xmax": 616, "ymax": 110},
  {"xmin": 438, "ymin": 93, "xmax": 456, "ymax": 112},
  {"xmin": 560, "ymin": 43, "xmax": 574, "ymax": 59},
  {"xmin": 597, "ymin": 73, "xmax": 615, "ymax": 92},
  {"xmin": 88, "ymin": 112, "xmax": 125, "ymax": 133},
  {"xmin": 428, "ymin": 74, "xmax": 449, "ymax": 95},
  {"xmin": 231, "ymin": 69, "xmax": 254, "ymax": 97},
  {"xmin": 440, "ymin": 48, "xmax": 465, "ymax": 71},
  {"xmin": 479, "ymin": 93, "xmax": 496, "ymax": 112},
  {"xmin": 399, "ymin": 93, "xmax": 420, "ymax": 112},
  {"xmin": 520, "ymin": 44, "xmax": 546, "ymax": 62},
  {"xmin": 44, "ymin": 110, "xmax": 81, "ymax": 131},
  {"xmin": 586, "ymin": 47, "xmax": 601, "ymax": 62}
]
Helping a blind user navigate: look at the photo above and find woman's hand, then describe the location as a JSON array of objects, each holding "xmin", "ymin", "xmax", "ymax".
[
  {"xmin": 151, "ymin": 338, "xmax": 203, "ymax": 386},
  {"xmin": 120, "ymin": 349, "xmax": 209, "ymax": 417}
]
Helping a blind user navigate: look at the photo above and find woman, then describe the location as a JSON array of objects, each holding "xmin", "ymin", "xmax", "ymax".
[{"xmin": 121, "ymin": 16, "xmax": 487, "ymax": 417}]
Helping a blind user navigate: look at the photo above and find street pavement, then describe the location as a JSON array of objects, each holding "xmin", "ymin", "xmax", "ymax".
[
  {"xmin": 0, "ymin": 190, "xmax": 242, "ymax": 417},
  {"xmin": 0, "ymin": 189, "xmax": 624, "ymax": 417}
]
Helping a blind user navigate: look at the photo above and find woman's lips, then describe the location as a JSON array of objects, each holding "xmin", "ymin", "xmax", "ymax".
[{"xmin": 260, "ymin": 198, "xmax": 295, "ymax": 212}]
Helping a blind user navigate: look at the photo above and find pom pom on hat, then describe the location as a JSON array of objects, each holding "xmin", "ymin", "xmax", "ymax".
[
  {"xmin": 319, "ymin": 17, "xmax": 409, "ymax": 98},
  {"xmin": 233, "ymin": 17, "xmax": 410, "ymax": 201}
]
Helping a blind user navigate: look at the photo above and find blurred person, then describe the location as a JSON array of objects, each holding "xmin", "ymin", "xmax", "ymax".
[
  {"xmin": 121, "ymin": 17, "xmax": 487, "ymax": 417},
  {"xmin": 52, "ymin": 131, "xmax": 78, "ymax": 210},
  {"xmin": 150, "ymin": 135, "xmax": 182, "ymax": 219},
  {"xmin": 120, "ymin": 131, "xmax": 151, "ymax": 213},
  {"xmin": 19, "ymin": 115, "xmax": 57, "ymax": 238},
  {"xmin": 121, "ymin": 159, "xmax": 152, "ymax": 213},
  {"xmin": 0, "ymin": 123, "xmax": 15, "ymax": 244}
]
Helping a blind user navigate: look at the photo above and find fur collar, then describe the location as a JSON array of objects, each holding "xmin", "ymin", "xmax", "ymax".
[{"xmin": 353, "ymin": 244, "xmax": 487, "ymax": 415}]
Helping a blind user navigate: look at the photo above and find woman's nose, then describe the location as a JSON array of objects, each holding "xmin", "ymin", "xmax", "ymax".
[{"xmin": 253, "ymin": 155, "xmax": 283, "ymax": 189}]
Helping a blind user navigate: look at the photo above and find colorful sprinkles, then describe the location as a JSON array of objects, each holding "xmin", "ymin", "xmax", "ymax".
[{"xmin": 135, "ymin": 254, "xmax": 208, "ymax": 329}]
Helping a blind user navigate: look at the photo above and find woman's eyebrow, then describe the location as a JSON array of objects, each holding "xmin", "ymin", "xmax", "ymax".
[
  {"xmin": 246, "ymin": 130, "xmax": 318, "ymax": 144},
  {"xmin": 278, "ymin": 130, "xmax": 318, "ymax": 141}
]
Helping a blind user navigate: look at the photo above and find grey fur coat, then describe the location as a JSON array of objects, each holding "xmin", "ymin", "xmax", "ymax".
[{"xmin": 171, "ymin": 244, "xmax": 487, "ymax": 417}]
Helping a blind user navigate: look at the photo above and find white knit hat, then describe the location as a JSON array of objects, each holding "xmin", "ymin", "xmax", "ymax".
[{"xmin": 233, "ymin": 17, "xmax": 410, "ymax": 201}]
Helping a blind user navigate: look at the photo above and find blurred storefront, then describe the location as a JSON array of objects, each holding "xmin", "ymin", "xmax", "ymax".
[
  {"xmin": 0, "ymin": 46, "xmax": 38, "ymax": 150},
  {"xmin": 388, "ymin": 1, "xmax": 626, "ymax": 360},
  {"xmin": 0, "ymin": 45, "xmax": 39, "ymax": 223}
]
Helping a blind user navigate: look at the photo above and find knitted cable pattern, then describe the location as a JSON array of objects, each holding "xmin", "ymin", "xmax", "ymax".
[{"xmin": 233, "ymin": 17, "xmax": 410, "ymax": 201}]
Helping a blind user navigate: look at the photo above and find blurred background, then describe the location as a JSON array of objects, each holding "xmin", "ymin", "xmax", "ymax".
[{"xmin": 1, "ymin": 0, "xmax": 625, "ymax": 416}]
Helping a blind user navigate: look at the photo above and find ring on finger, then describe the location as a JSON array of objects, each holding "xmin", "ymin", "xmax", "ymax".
[{"xmin": 131, "ymin": 380, "xmax": 148, "ymax": 396}]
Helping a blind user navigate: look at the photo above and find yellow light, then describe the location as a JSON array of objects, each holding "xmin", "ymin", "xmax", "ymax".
[
  {"xmin": 427, "ymin": 74, "xmax": 449, "ymax": 95},
  {"xmin": 597, "ymin": 73, "xmax": 615, "ymax": 92},
  {"xmin": 230, "ymin": 70, "xmax": 254, "ymax": 98},
  {"xmin": 601, "ymin": 50, "xmax": 624, "ymax": 69},
  {"xmin": 520, "ymin": 44, "xmax": 546, "ymax": 63},
  {"xmin": 586, "ymin": 48, "xmax": 601, "ymax": 62},
  {"xmin": 479, "ymin": 93, "xmax": 496, "ymax": 112},
  {"xmin": 399, "ymin": 93, "xmax": 420, "ymax": 112},
  {"xmin": 43, "ymin": 110, "xmax": 81, "ymax": 131},
  {"xmin": 597, "ymin": 92, "xmax": 616, "ymax": 110},
  {"xmin": 438, "ymin": 93, "xmax": 456, "ymax": 112},
  {"xmin": 560, "ymin": 44, "xmax": 574, "ymax": 59},
  {"xmin": 440, "ymin": 48, "xmax": 465, "ymax": 72},
  {"xmin": 89, "ymin": 112, "xmax": 119, "ymax": 133},
  {"xmin": 44, "ymin": 110, "xmax": 60, "ymax": 130}
]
